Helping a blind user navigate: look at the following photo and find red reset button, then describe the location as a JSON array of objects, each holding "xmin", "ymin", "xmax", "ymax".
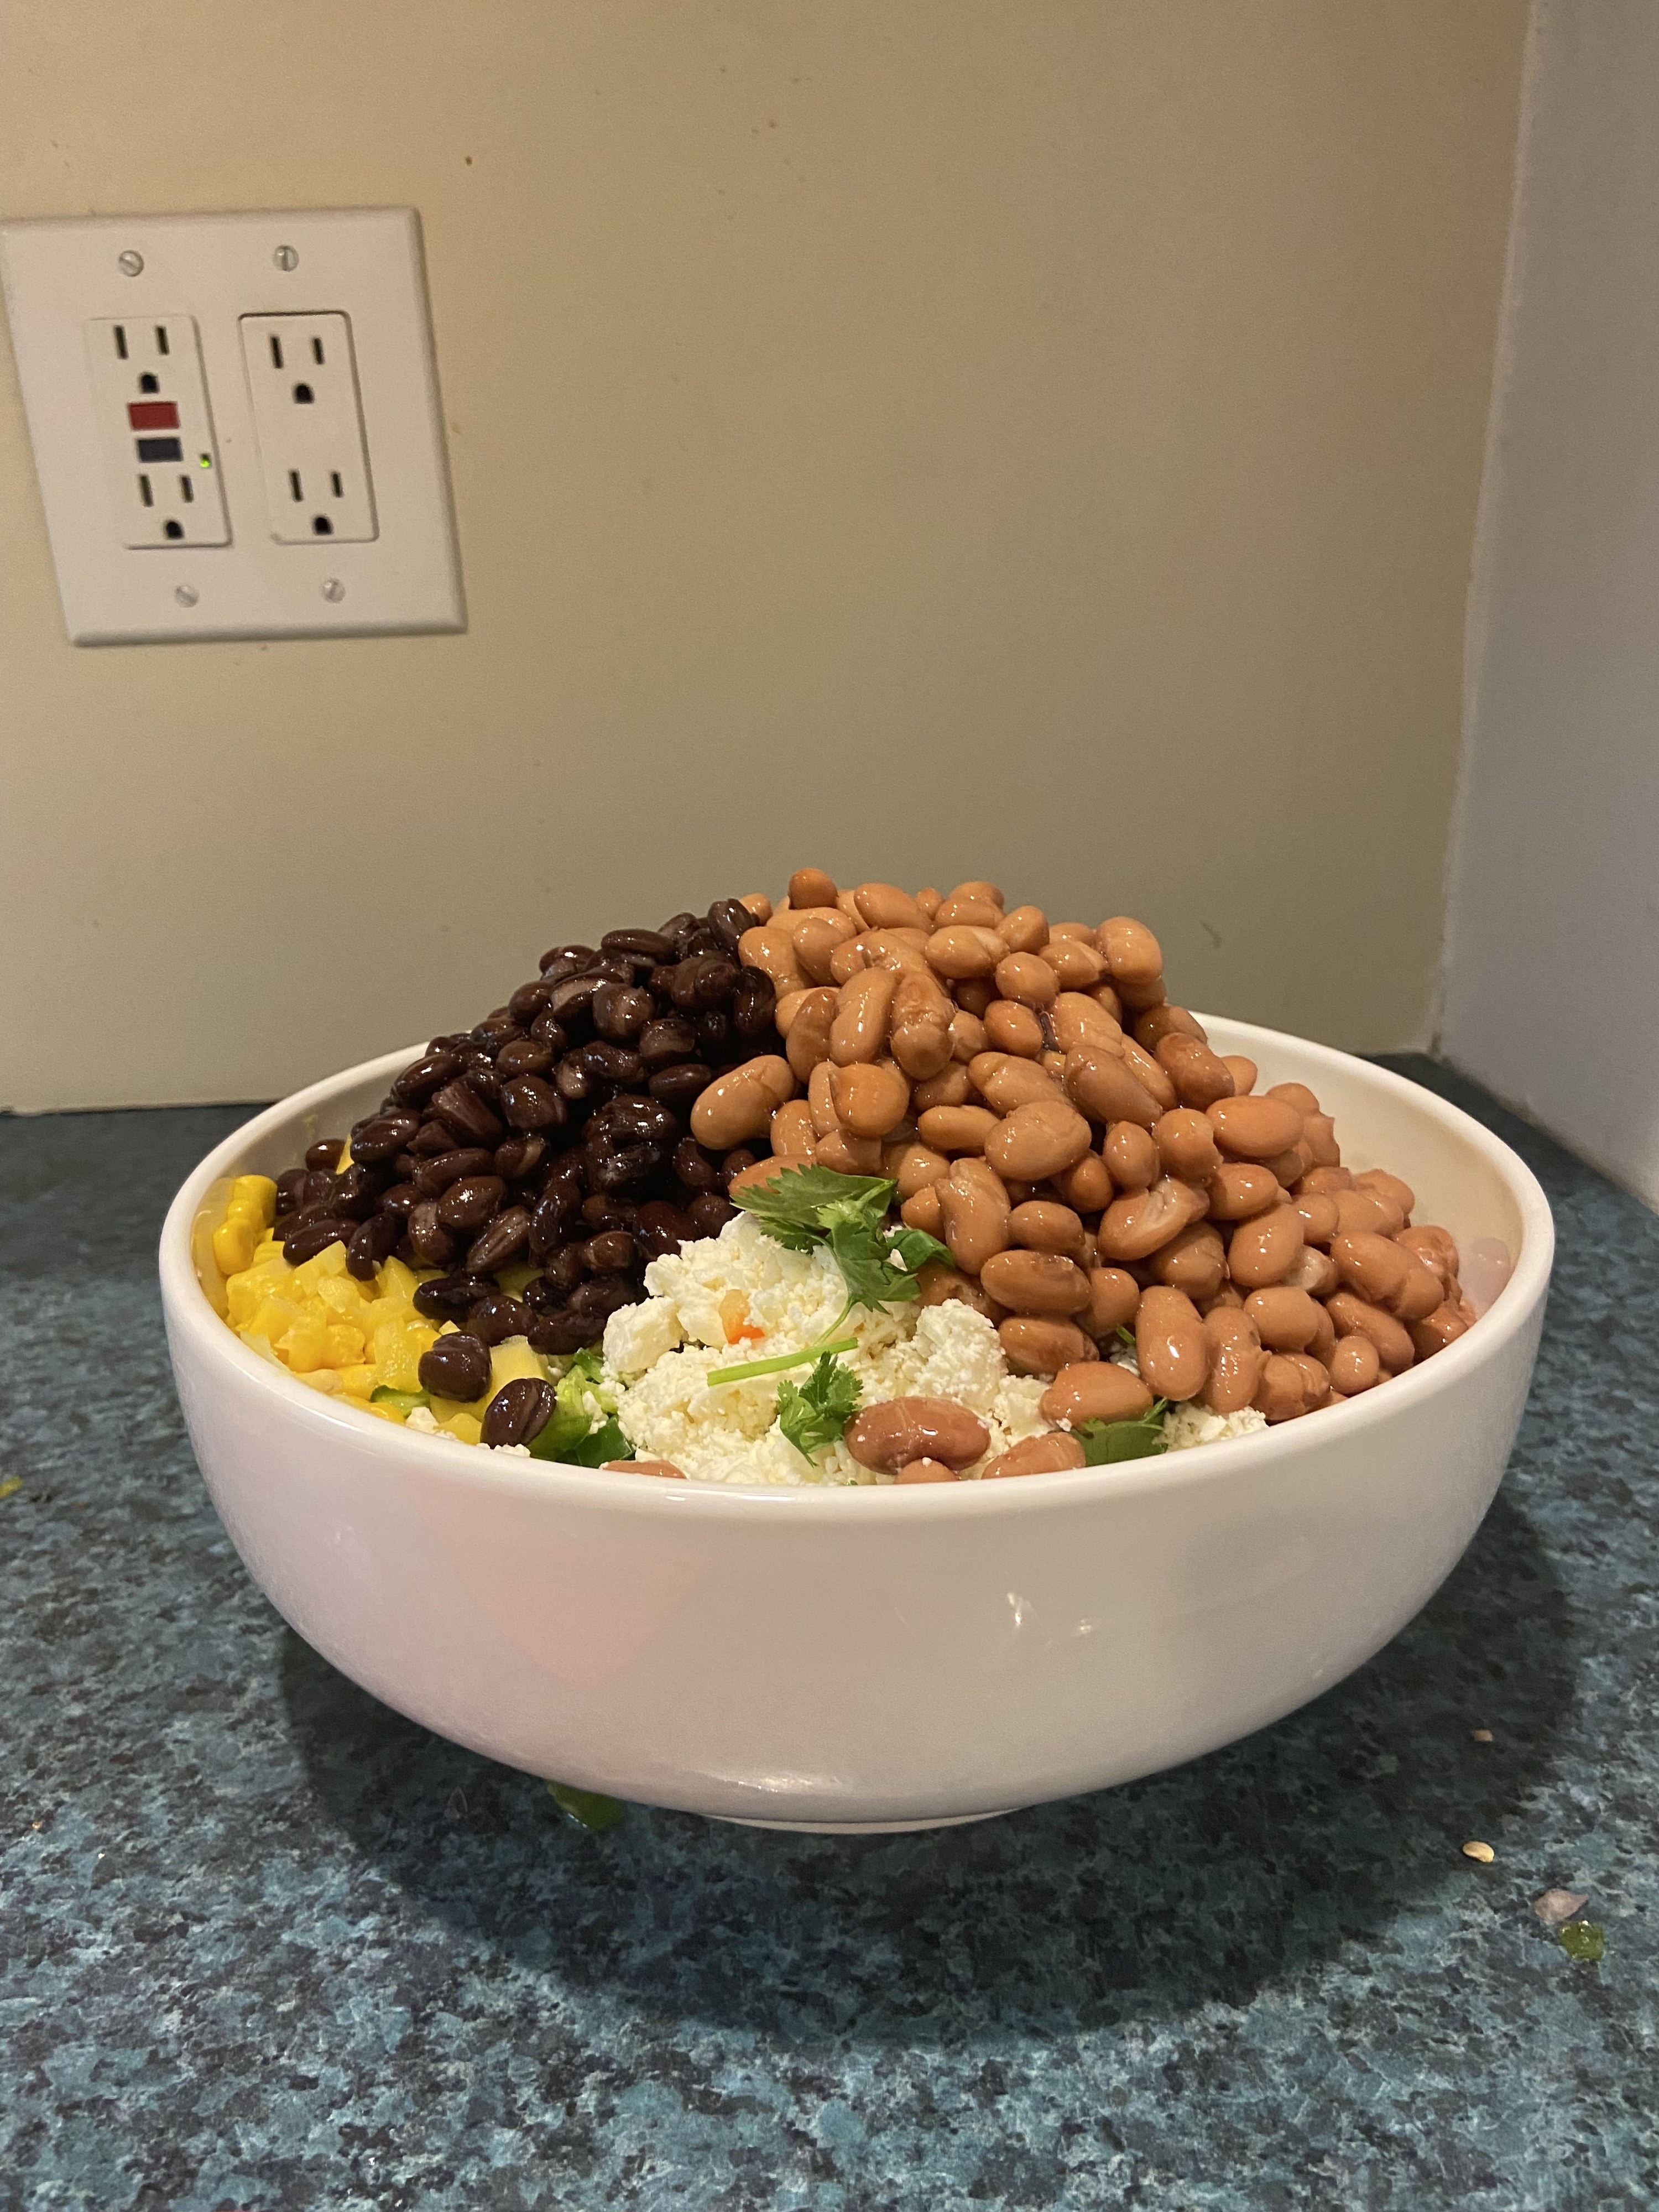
[{"xmin": 127, "ymin": 400, "xmax": 180, "ymax": 430}]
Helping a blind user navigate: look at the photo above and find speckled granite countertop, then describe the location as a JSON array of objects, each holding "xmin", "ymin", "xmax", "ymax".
[{"xmin": 2, "ymin": 1057, "xmax": 1655, "ymax": 2211}]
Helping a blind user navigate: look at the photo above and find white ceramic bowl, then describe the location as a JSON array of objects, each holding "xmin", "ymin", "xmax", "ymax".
[{"xmin": 161, "ymin": 1020, "xmax": 1552, "ymax": 1832}]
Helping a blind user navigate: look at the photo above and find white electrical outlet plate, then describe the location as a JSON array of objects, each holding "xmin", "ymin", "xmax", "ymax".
[{"xmin": 0, "ymin": 208, "xmax": 464, "ymax": 644}]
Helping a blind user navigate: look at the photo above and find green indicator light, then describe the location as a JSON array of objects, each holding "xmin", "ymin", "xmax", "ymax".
[{"xmin": 198, "ymin": 453, "xmax": 213, "ymax": 468}]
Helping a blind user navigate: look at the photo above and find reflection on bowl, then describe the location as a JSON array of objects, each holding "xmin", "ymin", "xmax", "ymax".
[{"xmin": 161, "ymin": 1020, "xmax": 1552, "ymax": 1831}]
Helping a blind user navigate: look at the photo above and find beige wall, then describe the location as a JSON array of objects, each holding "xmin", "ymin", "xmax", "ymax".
[{"xmin": 0, "ymin": 0, "xmax": 1527, "ymax": 1109}]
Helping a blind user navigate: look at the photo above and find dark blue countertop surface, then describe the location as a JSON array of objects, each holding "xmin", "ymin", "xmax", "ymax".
[{"xmin": 2, "ymin": 1058, "xmax": 1655, "ymax": 2211}]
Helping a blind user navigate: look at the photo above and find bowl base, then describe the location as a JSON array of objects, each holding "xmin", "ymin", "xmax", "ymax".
[{"xmin": 712, "ymin": 1808, "xmax": 1021, "ymax": 1834}]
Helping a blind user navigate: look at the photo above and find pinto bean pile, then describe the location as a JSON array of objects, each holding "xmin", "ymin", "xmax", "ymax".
[
  {"xmin": 267, "ymin": 898, "xmax": 780, "ymax": 1356},
  {"xmin": 695, "ymin": 871, "xmax": 1479, "ymax": 1425}
]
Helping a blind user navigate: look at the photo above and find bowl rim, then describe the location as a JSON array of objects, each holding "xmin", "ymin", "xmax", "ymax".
[{"xmin": 160, "ymin": 1018, "xmax": 1554, "ymax": 1523}]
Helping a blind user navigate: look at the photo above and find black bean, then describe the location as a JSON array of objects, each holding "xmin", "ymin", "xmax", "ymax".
[
  {"xmin": 508, "ymin": 979, "xmax": 553, "ymax": 1021},
  {"xmin": 496, "ymin": 1036, "xmax": 554, "ymax": 1077},
  {"xmin": 539, "ymin": 1246, "xmax": 591, "ymax": 1295},
  {"xmin": 637, "ymin": 1014, "xmax": 698, "ymax": 1070},
  {"xmin": 731, "ymin": 968, "xmax": 776, "ymax": 1039},
  {"xmin": 407, "ymin": 1201, "xmax": 459, "ymax": 1267},
  {"xmin": 592, "ymin": 982, "xmax": 655, "ymax": 1041},
  {"xmin": 414, "ymin": 1147, "xmax": 495, "ymax": 1198},
  {"xmin": 409, "ymin": 1120, "xmax": 459, "ymax": 1157},
  {"xmin": 482, "ymin": 1376, "xmax": 556, "ymax": 1449},
  {"xmin": 645, "ymin": 963, "xmax": 680, "ymax": 997},
  {"xmin": 378, "ymin": 1181, "xmax": 420, "ymax": 1222},
  {"xmin": 298, "ymin": 1168, "xmax": 340, "ymax": 1209},
  {"xmin": 328, "ymin": 1165, "xmax": 383, "ymax": 1220},
  {"xmin": 391, "ymin": 1152, "xmax": 420, "ymax": 1182},
  {"xmin": 493, "ymin": 1133, "xmax": 546, "ymax": 1182},
  {"xmin": 282, "ymin": 1217, "xmax": 354, "ymax": 1265},
  {"xmin": 568, "ymin": 1272, "xmax": 640, "ymax": 1321},
  {"xmin": 428, "ymin": 1081, "xmax": 504, "ymax": 1145},
  {"xmin": 635, "ymin": 1201, "xmax": 696, "ymax": 1259},
  {"xmin": 657, "ymin": 910, "xmax": 700, "ymax": 946},
  {"xmin": 275, "ymin": 1167, "xmax": 308, "ymax": 1215},
  {"xmin": 593, "ymin": 1092, "xmax": 680, "ymax": 1142},
  {"xmin": 527, "ymin": 1308, "xmax": 604, "ymax": 1355},
  {"xmin": 468, "ymin": 1293, "xmax": 531, "ymax": 1347},
  {"xmin": 390, "ymin": 1050, "xmax": 461, "ymax": 1105},
  {"xmin": 418, "ymin": 1331, "xmax": 492, "ymax": 1402},
  {"xmin": 465, "ymin": 1206, "xmax": 531, "ymax": 1275},
  {"xmin": 650, "ymin": 1063, "xmax": 712, "ymax": 1113},
  {"xmin": 530, "ymin": 1191, "xmax": 578, "ymax": 1258},
  {"xmin": 588, "ymin": 1142, "xmax": 660, "ymax": 1192},
  {"xmin": 346, "ymin": 1215, "xmax": 400, "ymax": 1281},
  {"xmin": 670, "ymin": 954, "xmax": 740, "ymax": 1011},
  {"xmin": 305, "ymin": 1138, "xmax": 345, "ymax": 1172},
  {"xmin": 554, "ymin": 1055, "xmax": 593, "ymax": 1105},
  {"xmin": 672, "ymin": 1136, "xmax": 721, "ymax": 1192},
  {"xmin": 581, "ymin": 1194, "xmax": 639, "ymax": 1232},
  {"xmin": 472, "ymin": 1015, "xmax": 524, "ymax": 1048},
  {"xmin": 542, "ymin": 974, "xmax": 601, "ymax": 1024},
  {"xmin": 583, "ymin": 1229, "xmax": 637, "ymax": 1272},
  {"xmin": 538, "ymin": 942, "xmax": 597, "ymax": 977},
  {"xmin": 349, "ymin": 1110, "xmax": 421, "ymax": 1164},
  {"xmin": 720, "ymin": 1148, "xmax": 760, "ymax": 1188},
  {"xmin": 688, "ymin": 1193, "xmax": 736, "ymax": 1238},
  {"xmin": 500, "ymin": 1074, "xmax": 566, "ymax": 1131},
  {"xmin": 602, "ymin": 927, "xmax": 673, "ymax": 962},
  {"xmin": 436, "ymin": 1173, "xmax": 507, "ymax": 1232},
  {"xmin": 695, "ymin": 1010, "xmax": 732, "ymax": 1058},
  {"xmin": 529, "ymin": 1011, "xmax": 570, "ymax": 1051},
  {"xmin": 462, "ymin": 1065, "xmax": 503, "ymax": 1106},
  {"xmin": 679, "ymin": 925, "xmax": 720, "ymax": 959},
  {"xmin": 413, "ymin": 1271, "xmax": 499, "ymax": 1321},
  {"xmin": 706, "ymin": 898, "xmax": 754, "ymax": 956}
]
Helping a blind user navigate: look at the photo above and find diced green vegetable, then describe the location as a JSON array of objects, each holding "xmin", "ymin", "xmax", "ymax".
[
  {"xmin": 1557, "ymin": 1919, "xmax": 1605, "ymax": 1962},
  {"xmin": 566, "ymin": 1415, "xmax": 632, "ymax": 1468},
  {"xmin": 371, "ymin": 1386, "xmax": 431, "ymax": 1414},
  {"xmin": 547, "ymin": 1781, "xmax": 627, "ymax": 1831}
]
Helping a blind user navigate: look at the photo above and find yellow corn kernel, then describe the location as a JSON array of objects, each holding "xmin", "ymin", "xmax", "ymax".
[
  {"xmin": 337, "ymin": 1363, "xmax": 379, "ymax": 1398},
  {"xmin": 489, "ymin": 1338, "xmax": 547, "ymax": 1392},
  {"xmin": 230, "ymin": 1173, "xmax": 278, "ymax": 1227},
  {"xmin": 372, "ymin": 1319, "xmax": 436, "ymax": 1392},
  {"xmin": 249, "ymin": 1296, "xmax": 301, "ymax": 1345},
  {"xmin": 212, "ymin": 1216, "xmax": 259, "ymax": 1276},
  {"xmin": 336, "ymin": 1140, "xmax": 353, "ymax": 1172},
  {"xmin": 226, "ymin": 1272, "xmax": 267, "ymax": 1328},
  {"xmin": 278, "ymin": 1310, "xmax": 328, "ymax": 1373},
  {"xmin": 442, "ymin": 1411, "xmax": 482, "ymax": 1447},
  {"xmin": 378, "ymin": 1257, "xmax": 421, "ymax": 1305},
  {"xmin": 347, "ymin": 1395, "xmax": 403, "ymax": 1423}
]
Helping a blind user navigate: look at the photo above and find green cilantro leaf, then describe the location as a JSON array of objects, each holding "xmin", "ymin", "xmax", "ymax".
[
  {"xmin": 1074, "ymin": 1402, "xmax": 1169, "ymax": 1464},
  {"xmin": 776, "ymin": 1353, "xmax": 863, "ymax": 1459},
  {"xmin": 883, "ymin": 1224, "xmax": 951, "ymax": 1287},
  {"xmin": 731, "ymin": 1164, "xmax": 895, "ymax": 1246}
]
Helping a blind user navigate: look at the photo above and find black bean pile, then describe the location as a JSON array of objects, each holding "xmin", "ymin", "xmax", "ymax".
[{"xmin": 268, "ymin": 898, "xmax": 779, "ymax": 1357}]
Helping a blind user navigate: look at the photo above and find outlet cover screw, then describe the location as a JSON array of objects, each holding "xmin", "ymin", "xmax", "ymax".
[
  {"xmin": 321, "ymin": 577, "xmax": 345, "ymax": 602},
  {"xmin": 117, "ymin": 250, "xmax": 144, "ymax": 277},
  {"xmin": 174, "ymin": 584, "xmax": 199, "ymax": 608},
  {"xmin": 273, "ymin": 244, "xmax": 299, "ymax": 272}
]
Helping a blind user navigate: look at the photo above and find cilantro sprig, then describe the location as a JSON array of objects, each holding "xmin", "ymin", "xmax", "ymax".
[
  {"xmin": 1074, "ymin": 1401, "xmax": 1170, "ymax": 1464},
  {"xmin": 776, "ymin": 1353, "xmax": 863, "ymax": 1460},
  {"xmin": 707, "ymin": 1166, "xmax": 949, "ymax": 1385}
]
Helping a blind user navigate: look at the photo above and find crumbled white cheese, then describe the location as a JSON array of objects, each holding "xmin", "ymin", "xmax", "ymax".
[{"xmin": 1163, "ymin": 1402, "xmax": 1269, "ymax": 1452}]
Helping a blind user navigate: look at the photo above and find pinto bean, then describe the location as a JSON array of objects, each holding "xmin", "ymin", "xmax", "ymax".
[
  {"xmin": 1326, "ymin": 1292, "xmax": 1416, "ymax": 1373},
  {"xmin": 1120, "ymin": 1039, "xmax": 1178, "ymax": 1112},
  {"xmin": 1207, "ymin": 1094, "xmax": 1304, "ymax": 1161},
  {"xmin": 830, "ymin": 1060, "xmax": 910, "ymax": 1139},
  {"xmin": 1354, "ymin": 1167, "xmax": 1416, "ymax": 1216},
  {"xmin": 980, "ymin": 1248, "xmax": 1091, "ymax": 1316},
  {"xmin": 1096, "ymin": 1177, "xmax": 1207, "ymax": 1262},
  {"xmin": 788, "ymin": 867, "xmax": 839, "ymax": 911},
  {"xmin": 1050, "ymin": 991, "xmax": 1122, "ymax": 1054},
  {"xmin": 896, "ymin": 1457, "xmax": 957, "ymax": 1483},
  {"xmin": 1154, "ymin": 1108, "xmax": 1222, "ymax": 1183},
  {"xmin": 935, "ymin": 896, "xmax": 1006, "ymax": 930},
  {"xmin": 981, "ymin": 1432, "xmax": 1088, "ymax": 1479},
  {"xmin": 1292, "ymin": 1191, "xmax": 1340, "ymax": 1245},
  {"xmin": 727, "ymin": 1157, "xmax": 794, "ymax": 1201},
  {"xmin": 844, "ymin": 1396, "xmax": 989, "ymax": 1473},
  {"xmin": 1205, "ymin": 1164, "xmax": 1280, "ymax": 1223},
  {"xmin": 1104, "ymin": 1121, "xmax": 1159, "ymax": 1191},
  {"xmin": 1221, "ymin": 1055, "xmax": 1258, "ymax": 1095},
  {"xmin": 830, "ymin": 966, "xmax": 900, "ymax": 1065},
  {"xmin": 1333, "ymin": 1187, "xmax": 1408, "ymax": 1238},
  {"xmin": 1097, "ymin": 915, "xmax": 1164, "ymax": 986},
  {"xmin": 1065, "ymin": 1047, "xmax": 1161, "ymax": 1131},
  {"xmin": 889, "ymin": 970, "xmax": 955, "ymax": 1079},
  {"xmin": 1227, "ymin": 1206, "xmax": 1303, "ymax": 1288},
  {"xmin": 1155, "ymin": 1034, "xmax": 1235, "ymax": 1109},
  {"xmin": 1281, "ymin": 1244, "xmax": 1338, "ymax": 1299},
  {"xmin": 853, "ymin": 882, "xmax": 927, "ymax": 932},
  {"xmin": 1079, "ymin": 1266, "xmax": 1140, "ymax": 1339},
  {"xmin": 691, "ymin": 1055, "xmax": 795, "ymax": 1147},
  {"xmin": 1300, "ymin": 1164, "xmax": 1354, "ymax": 1195},
  {"xmin": 1040, "ymin": 1360, "xmax": 1153, "ymax": 1425},
  {"xmin": 937, "ymin": 1157, "xmax": 1013, "ymax": 1274},
  {"xmin": 784, "ymin": 986, "xmax": 839, "ymax": 1081},
  {"xmin": 1202, "ymin": 1306, "xmax": 1265, "ymax": 1413},
  {"xmin": 900, "ymin": 1183, "xmax": 945, "ymax": 1235},
  {"xmin": 972, "ymin": 1055, "xmax": 1061, "ymax": 1113},
  {"xmin": 1328, "ymin": 1334, "xmax": 1382, "ymax": 1395},
  {"xmin": 984, "ymin": 1099, "xmax": 1093, "ymax": 1181},
  {"xmin": 948, "ymin": 880, "xmax": 1004, "ymax": 908},
  {"xmin": 1149, "ymin": 1222, "xmax": 1227, "ymax": 1302},
  {"xmin": 916, "ymin": 1260, "xmax": 1003, "ymax": 1321},
  {"xmin": 769, "ymin": 1099, "xmax": 819, "ymax": 1159},
  {"xmin": 993, "ymin": 952, "xmax": 1058, "ymax": 1009},
  {"xmin": 1265, "ymin": 1081, "xmax": 1321, "ymax": 1117},
  {"xmin": 604, "ymin": 1457, "xmax": 688, "ymax": 1479},
  {"xmin": 1039, "ymin": 935, "xmax": 1106, "ymax": 990},
  {"xmin": 1409, "ymin": 1302, "xmax": 1472, "ymax": 1360},
  {"xmin": 888, "ymin": 1140, "xmax": 951, "ymax": 1198},
  {"xmin": 919, "ymin": 1104, "xmax": 1000, "ymax": 1154},
  {"xmin": 1056, "ymin": 1154, "xmax": 1115, "ymax": 1212},
  {"xmin": 813, "ymin": 1129, "xmax": 884, "ymax": 1176},
  {"xmin": 913, "ymin": 1063, "xmax": 972, "ymax": 1113},
  {"xmin": 1397, "ymin": 1224, "xmax": 1460, "ymax": 1291},
  {"xmin": 981, "ymin": 999, "xmax": 1045, "ymax": 1057},
  {"xmin": 1243, "ymin": 1285, "xmax": 1322, "ymax": 1352},
  {"xmin": 956, "ymin": 977, "xmax": 995, "ymax": 1018},
  {"xmin": 1254, "ymin": 1354, "xmax": 1311, "ymax": 1422},
  {"xmin": 1329, "ymin": 1230, "xmax": 1411, "ymax": 1307},
  {"xmin": 1010, "ymin": 1200, "xmax": 1086, "ymax": 1256},
  {"xmin": 926, "ymin": 925, "xmax": 1007, "ymax": 979},
  {"xmin": 793, "ymin": 912, "xmax": 862, "ymax": 984},
  {"xmin": 1135, "ymin": 1285, "xmax": 1208, "ymax": 1401},
  {"xmin": 1134, "ymin": 1005, "xmax": 1207, "ymax": 1051},
  {"xmin": 738, "ymin": 925, "xmax": 806, "ymax": 995},
  {"xmin": 948, "ymin": 1009, "xmax": 988, "ymax": 1062},
  {"xmin": 996, "ymin": 904, "xmax": 1050, "ymax": 954}
]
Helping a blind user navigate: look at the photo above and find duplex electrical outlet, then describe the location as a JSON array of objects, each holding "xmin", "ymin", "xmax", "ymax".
[
  {"xmin": 240, "ymin": 312, "xmax": 376, "ymax": 544},
  {"xmin": 0, "ymin": 208, "xmax": 463, "ymax": 644},
  {"xmin": 85, "ymin": 315, "xmax": 229, "ymax": 547}
]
